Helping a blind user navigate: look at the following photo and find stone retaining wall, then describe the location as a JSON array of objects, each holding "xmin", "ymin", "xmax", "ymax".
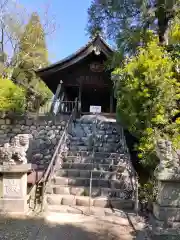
[
  {"xmin": 151, "ymin": 140, "xmax": 180, "ymax": 239},
  {"xmin": 0, "ymin": 115, "xmax": 69, "ymax": 169}
]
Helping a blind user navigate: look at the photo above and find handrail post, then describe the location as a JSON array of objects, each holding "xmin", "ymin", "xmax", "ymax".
[
  {"xmin": 41, "ymin": 181, "xmax": 45, "ymax": 212},
  {"xmin": 89, "ymin": 171, "xmax": 92, "ymax": 214},
  {"xmin": 135, "ymin": 175, "xmax": 139, "ymax": 215}
]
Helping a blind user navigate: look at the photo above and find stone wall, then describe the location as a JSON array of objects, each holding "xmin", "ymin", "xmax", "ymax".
[
  {"xmin": 151, "ymin": 139, "xmax": 180, "ymax": 239},
  {"xmin": 0, "ymin": 175, "xmax": 2, "ymax": 198},
  {"xmin": 0, "ymin": 115, "xmax": 69, "ymax": 169}
]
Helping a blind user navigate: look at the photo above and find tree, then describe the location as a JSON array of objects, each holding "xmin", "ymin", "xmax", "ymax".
[
  {"xmin": 113, "ymin": 39, "xmax": 180, "ymax": 168},
  {"xmin": 88, "ymin": 1, "xmax": 180, "ymax": 164},
  {"xmin": 17, "ymin": 12, "xmax": 49, "ymax": 68},
  {"xmin": 0, "ymin": 0, "xmax": 56, "ymax": 68},
  {"xmin": 87, "ymin": 0, "xmax": 180, "ymax": 55},
  {"xmin": 12, "ymin": 12, "xmax": 52, "ymax": 110},
  {"xmin": 88, "ymin": 0, "xmax": 180, "ymax": 205},
  {"xmin": 0, "ymin": 1, "xmax": 57, "ymax": 112}
]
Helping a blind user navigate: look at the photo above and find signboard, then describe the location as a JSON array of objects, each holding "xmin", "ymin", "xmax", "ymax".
[
  {"xmin": 90, "ymin": 62, "xmax": 104, "ymax": 72},
  {"xmin": 90, "ymin": 105, "xmax": 101, "ymax": 114}
]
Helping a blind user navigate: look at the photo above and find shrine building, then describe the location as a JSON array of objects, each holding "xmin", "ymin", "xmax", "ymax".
[{"xmin": 36, "ymin": 35, "xmax": 116, "ymax": 114}]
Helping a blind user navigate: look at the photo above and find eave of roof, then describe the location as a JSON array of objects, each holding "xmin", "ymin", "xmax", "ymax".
[{"xmin": 36, "ymin": 35, "xmax": 114, "ymax": 76}]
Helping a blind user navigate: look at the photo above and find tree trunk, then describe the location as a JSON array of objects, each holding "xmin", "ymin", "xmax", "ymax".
[
  {"xmin": 158, "ymin": 20, "xmax": 169, "ymax": 45},
  {"xmin": 156, "ymin": 0, "xmax": 175, "ymax": 45}
]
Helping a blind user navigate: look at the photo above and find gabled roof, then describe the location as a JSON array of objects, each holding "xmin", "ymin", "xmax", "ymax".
[{"xmin": 36, "ymin": 35, "xmax": 114, "ymax": 76}]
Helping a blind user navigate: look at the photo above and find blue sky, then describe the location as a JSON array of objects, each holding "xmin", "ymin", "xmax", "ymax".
[{"xmin": 21, "ymin": 0, "xmax": 92, "ymax": 63}]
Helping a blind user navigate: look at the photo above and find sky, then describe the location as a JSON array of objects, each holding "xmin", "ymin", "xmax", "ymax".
[{"xmin": 20, "ymin": 0, "xmax": 92, "ymax": 63}]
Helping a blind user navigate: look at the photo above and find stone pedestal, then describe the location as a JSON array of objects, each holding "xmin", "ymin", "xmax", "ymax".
[
  {"xmin": 151, "ymin": 170, "xmax": 180, "ymax": 239},
  {"xmin": 0, "ymin": 164, "xmax": 32, "ymax": 214}
]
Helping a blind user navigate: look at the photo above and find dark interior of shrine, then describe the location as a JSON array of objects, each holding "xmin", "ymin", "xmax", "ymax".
[
  {"xmin": 65, "ymin": 86, "xmax": 116, "ymax": 113},
  {"xmin": 81, "ymin": 87, "xmax": 110, "ymax": 112}
]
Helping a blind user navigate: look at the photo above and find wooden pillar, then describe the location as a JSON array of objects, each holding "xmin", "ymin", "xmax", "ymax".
[
  {"xmin": 78, "ymin": 82, "xmax": 82, "ymax": 113},
  {"xmin": 50, "ymin": 80, "xmax": 63, "ymax": 113},
  {"xmin": 110, "ymin": 88, "xmax": 114, "ymax": 113}
]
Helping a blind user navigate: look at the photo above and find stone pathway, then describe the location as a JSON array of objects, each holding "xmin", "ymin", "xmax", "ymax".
[{"xmin": 0, "ymin": 212, "xmax": 145, "ymax": 240}]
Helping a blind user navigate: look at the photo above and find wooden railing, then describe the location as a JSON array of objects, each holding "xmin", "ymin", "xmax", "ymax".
[
  {"xmin": 0, "ymin": 98, "xmax": 77, "ymax": 116},
  {"xmin": 39, "ymin": 100, "xmax": 77, "ymax": 115}
]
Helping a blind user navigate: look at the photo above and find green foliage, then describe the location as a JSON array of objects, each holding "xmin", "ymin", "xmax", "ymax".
[
  {"xmin": 169, "ymin": 17, "xmax": 180, "ymax": 44},
  {"xmin": 88, "ymin": 0, "xmax": 180, "ymax": 203},
  {"xmin": 139, "ymin": 178, "xmax": 158, "ymax": 205},
  {"xmin": 12, "ymin": 12, "xmax": 52, "ymax": 108},
  {"xmin": 87, "ymin": 0, "xmax": 179, "ymax": 53},
  {"xmin": 34, "ymin": 80, "xmax": 52, "ymax": 101},
  {"xmin": 0, "ymin": 77, "xmax": 26, "ymax": 113},
  {"xmin": 18, "ymin": 12, "xmax": 49, "ymax": 68},
  {"xmin": 113, "ymin": 39, "xmax": 180, "ymax": 167}
]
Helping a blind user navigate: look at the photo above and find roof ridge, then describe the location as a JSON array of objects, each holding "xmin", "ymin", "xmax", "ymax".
[{"xmin": 36, "ymin": 35, "xmax": 113, "ymax": 74}]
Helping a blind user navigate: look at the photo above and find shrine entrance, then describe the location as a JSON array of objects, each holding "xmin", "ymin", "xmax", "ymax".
[
  {"xmin": 36, "ymin": 35, "xmax": 117, "ymax": 114},
  {"xmin": 81, "ymin": 87, "xmax": 111, "ymax": 113}
]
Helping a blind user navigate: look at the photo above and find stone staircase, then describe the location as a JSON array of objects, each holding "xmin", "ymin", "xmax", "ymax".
[{"xmin": 44, "ymin": 115, "xmax": 136, "ymax": 216}]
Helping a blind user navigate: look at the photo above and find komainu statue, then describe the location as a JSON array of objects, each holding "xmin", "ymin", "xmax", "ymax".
[
  {"xmin": 156, "ymin": 139, "xmax": 180, "ymax": 172},
  {"xmin": 0, "ymin": 134, "xmax": 32, "ymax": 165}
]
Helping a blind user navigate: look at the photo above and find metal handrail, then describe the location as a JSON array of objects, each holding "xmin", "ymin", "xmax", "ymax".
[{"xmin": 39, "ymin": 97, "xmax": 78, "ymax": 210}]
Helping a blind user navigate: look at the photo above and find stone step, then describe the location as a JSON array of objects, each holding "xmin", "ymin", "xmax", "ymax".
[
  {"xmin": 69, "ymin": 135, "xmax": 122, "ymax": 141},
  {"xmin": 61, "ymin": 162, "xmax": 119, "ymax": 171},
  {"xmin": 64, "ymin": 154, "xmax": 126, "ymax": 160},
  {"xmin": 69, "ymin": 145, "xmax": 126, "ymax": 154},
  {"xmin": 69, "ymin": 146, "xmax": 92, "ymax": 151},
  {"xmin": 70, "ymin": 131, "xmax": 91, "ymax": 138},
  {"xmin": 68, "ymin": 143, "xmax": 122, "ymax": 151},
  {"xmin": 52, "ymin": 176, "xmax": 128, "ymax": 189},
  {"xmin": 72, "ymin": 127, "xmax": 121, "ymax": 136},
  {"xmin": 46, "ymin": 185, "xmax": 133, "ymax": 199},
  {"xmin": 44, "ymin": 205, "xmax": 109, "ymax": 216},
  {"xmin": 55, "ymin": 169, "xmax": 125, "ymax": 178},
  {"xmin": 69, "ymin": 147, "xmax": 125, "ymax": 154},
  {"xmin": 69, "ymin": 132, "xmax": 121, "ymax": 140},
  {"xmin": 62, "ymin": 156, "xmax": 127, "ymax": 165},
  {"xmin": 68, "ymin": 140, "xmax": 122, "ymax": 147},
  {"xmin": 69, "ymin": 130, "xmax": 121, "ymax": 136},
  {"xmin": 45, "ymin": 194, "xmax": 134, "ymax": 209},
  {"xmin": 44, "ymin": 205, "xmax": 132, "ymax": 216},
  {"xmin": 75, "ymin": 120, "xmax": 119, "ymax": 127},
  {"xmin": 66, "ymin": 151, "xmax": 127, "ymax": 158}
]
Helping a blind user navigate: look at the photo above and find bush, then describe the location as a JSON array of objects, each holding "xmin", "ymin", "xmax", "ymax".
[
  {"xmin": 0, "ymin": 78, "xmax": 26, "ymax": 113},
  {"xmin": 113, "ymin": 39, "xmax": 180, "ymax": 168}
]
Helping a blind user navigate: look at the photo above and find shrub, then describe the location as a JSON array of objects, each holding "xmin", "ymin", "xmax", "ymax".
[{"xmin": 0, "ymin": 78, "xmax": 26, "ymax": 113}]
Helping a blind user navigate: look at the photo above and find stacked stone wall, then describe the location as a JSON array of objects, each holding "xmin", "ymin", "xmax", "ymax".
[{"xmin": 0, "ymin": 115, "xmax": 69, "ymax": 169}]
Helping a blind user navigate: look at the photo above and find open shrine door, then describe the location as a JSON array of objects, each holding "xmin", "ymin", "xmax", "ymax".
[{"xmin": 81, "ymin": 87, "xmax": 111, "ymax": 113}]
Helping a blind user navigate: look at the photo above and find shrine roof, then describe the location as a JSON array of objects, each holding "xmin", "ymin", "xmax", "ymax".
[{"xmin": 36, "ymin": 35, "xmax": 114, "ymax": 76}]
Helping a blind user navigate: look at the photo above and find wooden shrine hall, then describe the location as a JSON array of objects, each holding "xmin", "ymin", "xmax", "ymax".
[{"xmin": 36, "ymin": 35, "xmax": 116, "ymax": 114}]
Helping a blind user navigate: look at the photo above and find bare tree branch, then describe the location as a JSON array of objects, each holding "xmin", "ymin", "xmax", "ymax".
[{"xmin": 0, "ymin": 0, "xmax": 58, "ymax": 77}]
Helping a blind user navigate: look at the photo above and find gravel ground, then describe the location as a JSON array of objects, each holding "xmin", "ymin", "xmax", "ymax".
[{"xmin": 0, "ymin": 212, "xmax": 147, "ymax": 240}]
